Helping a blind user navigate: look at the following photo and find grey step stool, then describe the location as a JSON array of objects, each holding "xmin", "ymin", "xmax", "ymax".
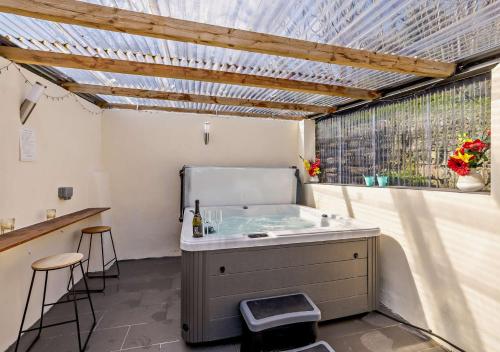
[
  {"xmin": 286, "ymin": 341, "xmax": 335, "ymax": 352},
  {"xmin": 240, "ymin": 293, "xmax": 325, "ymax": 352}
]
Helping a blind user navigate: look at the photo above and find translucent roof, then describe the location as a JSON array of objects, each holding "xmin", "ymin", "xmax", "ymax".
[{"xmin": 1, "ymin": 0, "xmax": 499, "ymax": 117}]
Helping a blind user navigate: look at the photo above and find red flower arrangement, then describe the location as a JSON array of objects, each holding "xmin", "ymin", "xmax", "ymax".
[
  {"xmin": 300, "ymin": 156, "xmax": 321, "ymax": 177},
  {"xmin": 447, "ymin": 131, "xmax": 490, "ymax": 176}
]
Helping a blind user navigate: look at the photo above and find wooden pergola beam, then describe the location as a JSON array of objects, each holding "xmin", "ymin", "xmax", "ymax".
[
  {"xmin": 0, "ymin": 0, "xmax": 456, "ymax": 78},
  {"xmin": 62, "ymin": 83, "xmax": 336, "ymax": 114},
  {"xmin": 104, "ymin": 103, "xmax": 305, "ymax": 121},
  {"xmin": 0, "ymin": 47, "xmax": 379, "ymax": 100}
]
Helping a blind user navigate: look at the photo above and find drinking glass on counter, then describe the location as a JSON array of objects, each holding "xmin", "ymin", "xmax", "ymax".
[
  {"xmin": 46, "ymin": 209, "xmax": 56, "ymax": 220},
  {"xmin": 0, "ymin": 218, "xmax": 15, "ymax": 235}
]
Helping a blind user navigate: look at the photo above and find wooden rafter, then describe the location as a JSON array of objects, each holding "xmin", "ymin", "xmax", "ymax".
[
  {"xmin": 104, "ymin": 103, "xmax": 305, "ymax": 121},
  {"xmin": 0, "ymin": 0, "xmax": 456, "ymax": 78},
  {"xmin": 62, "ymin": 83, "xmax": 337, "ymax": 114},
  {"xmin": 0, "ymin": 47, "xmax": 380, "ymax": 100}
]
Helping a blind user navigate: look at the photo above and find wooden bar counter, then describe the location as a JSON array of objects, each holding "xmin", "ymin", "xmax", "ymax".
[{"xmin": 0, "ymin": 208, "xmax": 110, "ymax": 253}]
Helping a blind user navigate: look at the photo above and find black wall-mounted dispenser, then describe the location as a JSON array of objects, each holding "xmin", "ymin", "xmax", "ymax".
[{"xmin": 58, "ymin": 187, "xmax": 73, "ymax": 200}]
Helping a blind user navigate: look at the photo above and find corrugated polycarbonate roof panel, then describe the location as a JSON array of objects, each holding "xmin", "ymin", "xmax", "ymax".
[
  {"xmin": 0, "ymin": 0, "xmax": 499, "ymax": 113},
  {"xmin": 100, "ymin": 94, "xmax": 309, "ymax": 117}
]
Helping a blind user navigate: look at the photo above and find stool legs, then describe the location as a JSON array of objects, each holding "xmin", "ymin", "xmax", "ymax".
[
  {"xmin": 70, "ymin": 267, "xmax": 82, "ymax": 350},
  {"xmin": 79, "ymin": 262, "xmax": 96, "ymax": 326},
  {"xmin": 15, "ymin": 263, "xmax": 96, "ymax": 352},
  {"xmin": 70, "ymin": 262, "xmax": 96, "ymax": 352},
  {"xmin": 37, "ymin": 272, "xmax": 48, "ymax": 343},
  {"xmin": 109, "ymin": 230, "xmax": 121, "ymax": 277},
  {"xmin": 85, "ymin": 230, "xmax": 120, "ymax": 292},
  {"xmin": 86, "ymin": 233, "xmax": 93, "ymax": 274},
  {"xmin": 14, "ymin": 271, "xmax": 36, "ymax": 352},
  {"xmin": 70, "ymin": 230, "xmax": 120, "ymax": 293},
  {"xmin": 67, "ymin": 233, "xmax": 86, "ymax": 292}
]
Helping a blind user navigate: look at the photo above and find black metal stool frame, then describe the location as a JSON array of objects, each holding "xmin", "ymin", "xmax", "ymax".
[
  {"xmin": 15, "ymin": 262, "xmax": 96, "ymax": 352},
  {"xmin": 71, "ymin": 229, "xmax": 120, "ymax": 293}
]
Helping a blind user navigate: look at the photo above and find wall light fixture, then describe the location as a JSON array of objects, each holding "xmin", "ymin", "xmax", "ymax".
[
  {"xmin": 20, "ymin": 82, "xmax": 46, "ymax": 125},
  {"xmin": 204, "ymin": 121, "xmax": 210, "ymax": 145}
]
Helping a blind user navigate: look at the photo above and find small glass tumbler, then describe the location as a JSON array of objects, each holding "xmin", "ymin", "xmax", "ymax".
[
  {"xmin": 46, "ymin": 209, "xmax": 57, "ymax": 220},
  {"xmin": 1, "ymin": 218, "xmax": 15, "ymax": 234}
]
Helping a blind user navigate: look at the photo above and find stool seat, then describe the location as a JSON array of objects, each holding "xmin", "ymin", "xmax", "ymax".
[
  {"xmin": 32, "ymin": 253, "xmax": 84, "ymax": 271},
  {"xmin": 82, "ymin": 225, "xmax": 111, "ymax": 234}
]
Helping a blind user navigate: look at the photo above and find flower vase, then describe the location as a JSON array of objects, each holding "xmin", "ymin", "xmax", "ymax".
[
  {"xmin": 309, "ymin": 175, "xmax": 319, "ymax": 183},
  {"xmin": 456, "ymin": 170, "xmax": 485, "ymax": 192}
]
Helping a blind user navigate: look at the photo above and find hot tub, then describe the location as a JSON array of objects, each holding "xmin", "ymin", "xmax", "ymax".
[
  {"xmin": 181, "ymin": 204, "xmax": 379, "ymax": 251},
  {"xmin": 179, "ymin": 167, "xmax": 380, "ymax": 344}
]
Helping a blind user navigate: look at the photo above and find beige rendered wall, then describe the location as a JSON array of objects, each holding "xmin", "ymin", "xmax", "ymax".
[
  {"xmin": 101, "ymin": 109, "xmax": 300, "ymax": 259},
  {"xmin": 297, "ymin": 119, "xmax": 316, "ymax": 183},
  {"xmin": 303, "ymin": 67, "xmax": 500, "ymax": 352},
  {"xmin": 0, "ymin": 57, "xmax": 106, "ymax": 351}
]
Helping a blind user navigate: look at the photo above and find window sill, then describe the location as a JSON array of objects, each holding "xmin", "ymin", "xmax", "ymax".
[{"xmin": 304, "ymin": 182, "xmax": 490, "ymax": 195}]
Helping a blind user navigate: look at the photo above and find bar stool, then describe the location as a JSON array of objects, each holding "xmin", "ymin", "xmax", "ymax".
[
  {"xmin": 74, "ymin": 226, "xmax": 120, "ymax": 292},
  {"xmin": 15, "ymin": 253, "xmax": 95, "ymax": 352}
]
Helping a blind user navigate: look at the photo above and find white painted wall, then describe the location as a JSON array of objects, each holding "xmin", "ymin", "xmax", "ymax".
[
  {"xmin": 101, "ymin": 109, "xmax": 300, "ymax": 258},
  {"xmin": 303, "ymin": 66, "xmax": 500, "ymax": 352},
  {"xmin": 0, "ymin": 57, "xmax": 106, "ymax": 351}
]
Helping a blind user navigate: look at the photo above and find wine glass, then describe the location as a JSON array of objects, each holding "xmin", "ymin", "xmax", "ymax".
[
  {"xmin": 216, "ymin": 209, "xmax": 223, "ymax": 233},
  {"xmin": 205, "ymin": 210, "xmax": 213, "ymax": 235}
]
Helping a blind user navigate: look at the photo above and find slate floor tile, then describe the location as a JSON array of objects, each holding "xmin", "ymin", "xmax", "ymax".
[
  {"xmin": 5, "ymin": 330, "xmax": 55, "ymax": 352},
  {"xmin": 161, "ymin": 340, "xmax": 239, "ymax": 352},
  {"xmin": 118, "ymin": 344, "xmax": 162, "ymax": 351},
  {"xmin": 122, "ymin": 320, "xmax": 181, "ymax": 349},
  {"xmin": 47, "ymin": 326, "xmax": 128, "ymax": 352},
  {"xmin": 90, "ymin": 290, "xmax": 143, "ymax": 311},
  {"xmin": 327, "ymin": 325, "xmax": 438, "ymax": 352},
  {"xmin": 318, "ymin": 312, "xmax": 401, "ymax": 339},
  {"xmin": 97, "ymin": 304, "xmax": 167, "ymax": 329}
]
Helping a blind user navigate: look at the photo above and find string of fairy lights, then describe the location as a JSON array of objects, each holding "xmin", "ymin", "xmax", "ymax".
[
  {"xmin": 0, "ymin": 61, "xmax": 102, "ymax": 116},
  {"xmin": 0, "ymin": 60, "xmax": 292, "ymax": 119}
]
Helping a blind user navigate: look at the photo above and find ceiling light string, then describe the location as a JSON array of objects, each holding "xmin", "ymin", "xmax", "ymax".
[
  {"xmin": 2, "ymin": 62, "xmax": 102, "ymax": 116},
  {"xmin": 70, "ymin": 94, "xmax": 104, "ymax": 116},
  {"xmin": 0, "ymin": 61, "xmax": 13, "ymax": 74}
]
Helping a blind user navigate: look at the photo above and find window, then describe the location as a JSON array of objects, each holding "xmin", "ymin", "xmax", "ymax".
[{"xmin": 316, "ymin": 73, "xmax": 491, "ymax": 190}]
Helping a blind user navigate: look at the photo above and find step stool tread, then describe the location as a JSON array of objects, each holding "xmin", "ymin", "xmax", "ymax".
[
  {"xmin": 240, "ymin": 293, "xmax": 321, "ymax": 332},
  {"xmin": 286, "ymin": 341, "xmax": 335, "ymax": 352}
]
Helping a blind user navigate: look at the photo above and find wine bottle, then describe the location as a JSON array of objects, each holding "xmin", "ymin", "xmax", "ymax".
[{"xmin": 192, "ymin": 200, "xmax": 203, "ymax": 238}]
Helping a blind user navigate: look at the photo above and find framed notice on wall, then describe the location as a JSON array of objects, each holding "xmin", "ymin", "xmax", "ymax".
[{"xmin": 19, "ymin": 127, "xmax": 36, "ymax": 162}]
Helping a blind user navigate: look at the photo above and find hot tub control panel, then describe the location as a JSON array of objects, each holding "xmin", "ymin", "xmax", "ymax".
[{"xmin": 247, "ymin": 233, "xmax": 268, "ymax": 238}]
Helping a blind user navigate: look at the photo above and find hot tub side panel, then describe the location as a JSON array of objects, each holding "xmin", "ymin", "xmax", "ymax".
[
  {"xmin": 181, "ymin": 250, "xmax": 207, "ymax": 343},
  {"xmin": 181, "ymin": 237, "xmax": 379, "ymax": 343}
]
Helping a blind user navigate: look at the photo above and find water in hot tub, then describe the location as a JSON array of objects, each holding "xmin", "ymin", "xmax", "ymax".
[
  {"xmin": 219, "ymin": 215, "xmax": 316, "ymax": 235},
  {"xmin": 213, "ymin": 213, "xmax": 317, "ymax": 236}
]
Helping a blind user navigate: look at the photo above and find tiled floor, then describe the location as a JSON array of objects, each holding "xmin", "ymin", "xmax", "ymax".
[{"xmin": 8, "ymin": 258, "xmax": 446, "ymax": 352}]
